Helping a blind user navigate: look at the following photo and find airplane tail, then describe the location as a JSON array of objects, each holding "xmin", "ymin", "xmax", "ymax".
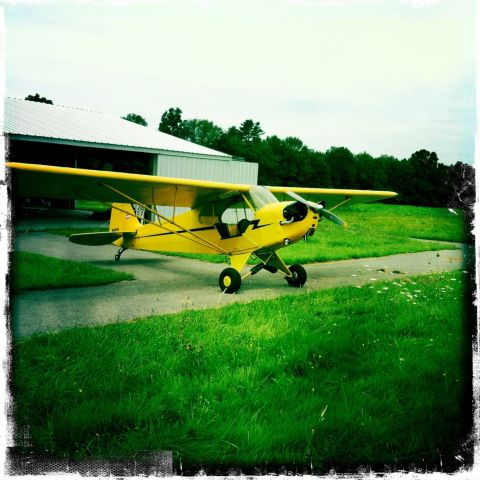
[
  {"xmin": 109, "ymin": 203, "xmax": 141, "ymax": 233},
  {"xmin": 69, "ymin": 204, "xmax": 139, "ymax": 246}
]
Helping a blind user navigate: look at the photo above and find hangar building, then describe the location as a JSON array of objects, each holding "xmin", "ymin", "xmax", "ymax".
[{"xmin": 4, "ymin": 97, "xmax": 258, "ymax": 219}]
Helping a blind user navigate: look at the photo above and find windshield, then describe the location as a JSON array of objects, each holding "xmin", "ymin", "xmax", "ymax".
[{"xmin": 249, "ymin": 186, "xmax": 279, "ymax": 210}]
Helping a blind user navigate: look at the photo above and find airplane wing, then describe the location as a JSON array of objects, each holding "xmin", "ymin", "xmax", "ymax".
[
  {"xmin": 268, "ymin": 186, "xmax": 396, "ymax": 209},
  {"xmin": 7, "ymin": 162, "xmax": 251, "ymax": 208},
  {"xmin": 7, "ymin": 162, "xmax": 396, "ymax": 210}
]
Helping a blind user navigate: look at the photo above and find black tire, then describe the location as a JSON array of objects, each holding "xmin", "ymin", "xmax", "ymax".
[
  {"xmin": 114, "ymin": 254, "xmax": 121, "ymax": 261},
  {"xmin": 286, "ymin": 264, "xmax": 307, "ymax": 287},
  {"xmin": 219, "ymin": 268, "xmax": 242, "ymax": 293}
]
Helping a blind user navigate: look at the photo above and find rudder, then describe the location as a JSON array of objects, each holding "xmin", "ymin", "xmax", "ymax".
[{"xmin": 109, "ymin": 203, "xmax": 141, "ymax": 233}]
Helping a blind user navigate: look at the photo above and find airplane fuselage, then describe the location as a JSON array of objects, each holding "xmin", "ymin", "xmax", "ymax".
[{"xmin": 115, "ymin": 201, "xmax": 320, "ymax": 257}]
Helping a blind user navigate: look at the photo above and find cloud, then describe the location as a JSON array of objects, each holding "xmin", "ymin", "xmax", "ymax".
[{"xmin": 4, "ymin": 0, "xmax": 476, "ymax": 164}]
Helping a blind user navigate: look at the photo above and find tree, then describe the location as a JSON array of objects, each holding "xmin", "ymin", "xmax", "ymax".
[
  {"xmin": 323, "ymin": 146, "xmax": 357, "ymax": 187},
  {"xmin": 311, "ymin": 151, "xmax": 332, "ymax": 188},
  {"xmin": 148, "ymin": 108, "xmax": 460, "ymax": 208},
  {"xmin": 355, "ymin": 152, "xmax": 396, "ymax": 191},
  {"xmin": 215, "ymin": 126, "xmax": 245, "ymax": 157},
  {"xmin": 283, "ymin": 136, "xmax": 305, "ymax": 151},
  {"xmin": 409, "ymin": 149, "xmax": 440, "ymax": 172},
  {"xmin": 264, "ymin": 136, "xmax": 309, "ymax": 186},
  {"xmin": 376, "ymin": 154, "xmax": 400, "ymax": 192},
  {"xmin": 238, "ymin": 119, "xmax": 264, "ymax": 143},
  {"xmin": 158, "ymin": 107, "xmax": 185, "ymax": 138},
  {"xmin": 25, "ymin": 93, "xmax": 53, "ymax": 104},
  {"xmin": 182, "ymin": 119, "xmax": 224, "ymax": 148},
  {"xmin": 406, "ymin": 149, "xmax": 447, "ymax": 206},
  {"xmin": 122, "ymin": 113, "xmax": 148, "ymax": 126}
]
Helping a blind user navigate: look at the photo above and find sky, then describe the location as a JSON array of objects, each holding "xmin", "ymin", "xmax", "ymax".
[{"xmin": 1, "ymin": 0, "xmax": 477, "ymax": 165}]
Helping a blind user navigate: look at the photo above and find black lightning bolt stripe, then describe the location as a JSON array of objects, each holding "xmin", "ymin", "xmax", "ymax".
[
  {"xmin": 250, "ymin": 219, "xmax": 272, "ymax": 230},
  {"xmin": 137, "ymin": 225, "xmax": 216, "ymax": 239},
  {"xmin": 136, "ymin": 220, "xmax": 271, "ymax": 240}
]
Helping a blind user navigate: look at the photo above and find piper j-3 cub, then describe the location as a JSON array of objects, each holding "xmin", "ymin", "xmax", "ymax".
[{"xmin": 8, "ymin": 162, "xmax": 397, "ymax": 293}]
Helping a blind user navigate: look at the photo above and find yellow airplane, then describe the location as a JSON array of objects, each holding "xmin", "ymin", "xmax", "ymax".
[{"xmin": 8, "ymin": 162, "xmax": 396, "ymax": 293}]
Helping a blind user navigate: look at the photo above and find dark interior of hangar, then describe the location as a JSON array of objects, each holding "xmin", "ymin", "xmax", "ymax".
[
  {"xmin": 9, "ymin": 139, "xmax": 155, "ymax": 211},
  {"xmin": 8, "ymin": 140, "xmax": 154, "ymax": 174}
]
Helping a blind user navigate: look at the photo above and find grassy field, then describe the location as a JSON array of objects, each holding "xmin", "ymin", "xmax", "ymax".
[
  {"xmin": 11, "ymin": 251, "xmax": 134, "ymax": 292},
  {"xmin": 76, "ymin": 200, "xmax": 111, "ymax": 213},
  {"xmin": 12, "ymin": 270, "xmax": 472, "ymax": 473},
  {"xmin": 341, "ymin": 203, "xmax": 468, "ymax": 243}
]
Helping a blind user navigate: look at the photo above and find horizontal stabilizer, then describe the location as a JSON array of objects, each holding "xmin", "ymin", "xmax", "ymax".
[{"xmin": 69, "ymin": 232, "xmax": 123, "ymax": 246}]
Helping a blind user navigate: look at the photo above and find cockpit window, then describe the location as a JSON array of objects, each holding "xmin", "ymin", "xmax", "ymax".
[{"xmin": 249, "ymin": 186, "xmax": 279, "ymax": 210}]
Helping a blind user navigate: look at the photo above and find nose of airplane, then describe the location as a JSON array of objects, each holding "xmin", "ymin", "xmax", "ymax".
[{"xmin": 286, "ymin": 191, "xmax": 348, "ymax": 228}]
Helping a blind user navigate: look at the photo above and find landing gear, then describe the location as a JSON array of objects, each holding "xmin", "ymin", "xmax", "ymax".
[
  {"xmin": 115, "ymin": 247, "xmax": 126, "ymax": 261},
  {"xmin": 219, "ymin": 254, "xmax": 305, "ymax": 293},
  {"xmin": 286, "ymin": 264, "xmax": 307, "ymax": 288},
  {"xmin": 262, "ymin": 264, "xmax": 278, "ymax": 274},
  {"xmin": 219, "ymin": 268, "xmax": 242, "ymax": 294}
]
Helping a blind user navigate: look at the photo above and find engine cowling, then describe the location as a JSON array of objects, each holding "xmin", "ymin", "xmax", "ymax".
[{"xmin": 282, "ymin": 201, "xmax": 308, "ymax": 223}]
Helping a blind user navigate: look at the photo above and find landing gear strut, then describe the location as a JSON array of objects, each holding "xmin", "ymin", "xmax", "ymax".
[{"xmin": 115, "ymin": 247, "xmax": 126, "ymax": 261}]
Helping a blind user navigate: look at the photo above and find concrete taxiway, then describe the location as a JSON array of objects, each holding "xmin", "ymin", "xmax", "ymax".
[{"xmin": 10, "ymin": 231, "xmax": 468, "ymax": 339}]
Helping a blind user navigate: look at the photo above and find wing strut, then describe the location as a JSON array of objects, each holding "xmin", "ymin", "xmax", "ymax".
[
  {"xmin": 101, "ymin": 183, "xmax": 230, "ymax": 255},
  {"xmin": 329, "ymin": 196, "xmax": 352, "ymax": 211}
]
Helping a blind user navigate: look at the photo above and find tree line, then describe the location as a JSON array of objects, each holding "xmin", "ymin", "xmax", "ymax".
[
  {"xmin": 23, "ymin": 94, "xmax": 474, "ymax": 210},
  {"xmin": 125, "ymin": 106, "xmax": 474, "ymax": 210}
]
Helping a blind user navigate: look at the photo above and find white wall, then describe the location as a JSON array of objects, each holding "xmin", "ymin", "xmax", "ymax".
[{"xmin": 155, "ymin": 153, "xmax": 258, "ymax": 184}]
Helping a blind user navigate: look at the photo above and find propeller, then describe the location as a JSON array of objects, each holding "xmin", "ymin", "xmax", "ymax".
[{"xmin": 286, "ymin": 190, "xmax": 348, "ymax": 228}]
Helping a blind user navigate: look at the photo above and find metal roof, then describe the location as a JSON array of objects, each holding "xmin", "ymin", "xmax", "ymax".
[{"xmin": 3, "ymin": 97, "xmax": 232, "ymax": 159}]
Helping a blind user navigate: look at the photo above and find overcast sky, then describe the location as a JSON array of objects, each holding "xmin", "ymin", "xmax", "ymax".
[{"xmin": 2, "ymin": 0, "xmax": 477, "ymax": 164}]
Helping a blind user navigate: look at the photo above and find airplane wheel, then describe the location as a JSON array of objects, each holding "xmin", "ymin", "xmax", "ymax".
[
  {"xmin": 219, "ymin": 268, "xmax": 241, "ymax": 294},
  {"xmin": 286, "ymin": 264, "xmax": 307, "ymax": 287},
  {"xmin": 115, "ymin": 254, "xmax": 121, "ymax": 261}
]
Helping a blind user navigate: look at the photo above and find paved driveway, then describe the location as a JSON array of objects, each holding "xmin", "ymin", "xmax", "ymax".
[{"xmin": 10, "ymin": 232, "xmax": 467, "ymax": 339}]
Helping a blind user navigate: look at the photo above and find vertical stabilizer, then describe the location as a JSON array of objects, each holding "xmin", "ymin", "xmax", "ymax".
[{"xmin": 109, "ymin": 203, "xmax": 141, "ymax": 233}]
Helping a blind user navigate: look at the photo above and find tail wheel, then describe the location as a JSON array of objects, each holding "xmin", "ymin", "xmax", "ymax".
[
  {"xmin": 219, "ymin": 268, "xmax": 242, "ymax": 294},
  {"xmin": 115, "ymin": 247, "xmax": 126, "ymax": 261},
  {"xmin": 286, "ymin": 264, "xmax": 307, "ymax": 287}
]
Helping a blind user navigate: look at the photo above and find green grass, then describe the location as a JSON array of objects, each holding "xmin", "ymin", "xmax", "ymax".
[
  {"xmin": 13, "ymin": 270, "xmax": 471, "ymax": 472},
  {"xmin": 343, "ymin": 203, "xmax": 468, "ymax": 243},
  {"xmin": 76, "ymin": 200, "xmax": 111, "ymax": 213},
  {"xmin": 11, "ymin": 251, "xmax": 134, "ymax": 292}
]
